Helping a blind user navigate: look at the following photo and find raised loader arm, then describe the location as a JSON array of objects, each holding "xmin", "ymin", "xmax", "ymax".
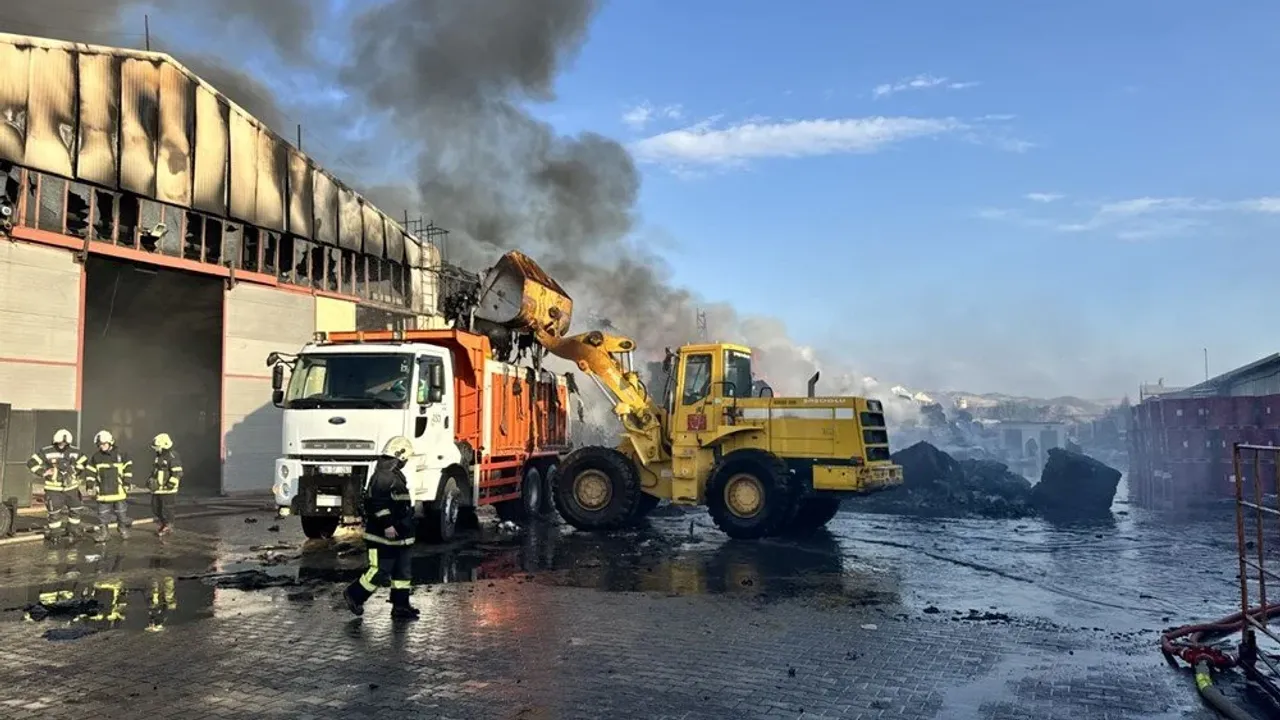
[{"xmin": 473, "ymin": 251, "xmax": 667, "ymax": 463}]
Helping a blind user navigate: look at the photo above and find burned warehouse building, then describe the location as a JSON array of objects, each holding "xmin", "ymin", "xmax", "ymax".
[{"xmin": 0, "ymin": 32, "xmax": 449, "ymax": 506}]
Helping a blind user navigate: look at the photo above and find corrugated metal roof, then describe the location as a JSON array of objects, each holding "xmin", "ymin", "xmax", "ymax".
[{"xmin": 1171, "ymin": 353, "xmax": 1280, "ymax": 398}]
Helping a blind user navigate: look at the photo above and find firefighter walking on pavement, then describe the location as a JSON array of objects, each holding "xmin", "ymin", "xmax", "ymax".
[
  {"xmin": 343, "ymin": 436, "xmax": 420, "ymax": 620},
  {"xmin": 27, "ymin": 429, "xmax": 88, "ymax": 542},
  {"xmin": 85, "ymin": 430, "xmax": 134, "ymax": 542},
  {"xmin": 148, "ymin": 433, "xmax": 182, "ymax": 536}
]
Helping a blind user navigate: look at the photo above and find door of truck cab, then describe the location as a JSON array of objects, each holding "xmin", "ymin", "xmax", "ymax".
[{"xmin": 412, "ymin": 351, "xmax": 454, "ymax": 484}]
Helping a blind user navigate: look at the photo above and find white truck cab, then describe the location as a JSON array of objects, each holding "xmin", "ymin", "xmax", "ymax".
[{"xmin": 270, "ymin": 339, "xmax": 463, "ymax": 540}]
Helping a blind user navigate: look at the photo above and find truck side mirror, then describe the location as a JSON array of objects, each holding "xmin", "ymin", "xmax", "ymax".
[
  {"xmin": 271, "ymin": 363, "xmax": 284, "ymax": 391},
  {"xmin": 429, "ymin": 362, "xmax": 445, "ymax": 390},
  {"xmin": 271, "ymin": 389, "xmax": 284, "ymax": 408}
]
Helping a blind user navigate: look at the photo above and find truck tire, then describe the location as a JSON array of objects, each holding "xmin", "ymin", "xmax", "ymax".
[
  {"xmin": 781, "ymin": 497, "xmax": 841, "ymax": 537},
  {"xmin": 425, "ymin": 475, "xmax": 463, "ymax": 543},
  {"xmin": 301, "ymin": 516, "xmax": 340, "ymax": 540},
  {"xmin": 706, "ymin": 449, "xmax": 796, "ymax": 540},
  {"xmin": 541, "ymin": 462, "xmax": 558, "ymax": 516},
  {"xmin": 552, "ymin": 446, "xmax": 643, "ymax": 532}
]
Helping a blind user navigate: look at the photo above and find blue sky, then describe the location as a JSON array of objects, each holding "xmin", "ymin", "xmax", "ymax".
[{"xmin": 137, "ymin": 0, "xmax": 1280, "ymax": 399}]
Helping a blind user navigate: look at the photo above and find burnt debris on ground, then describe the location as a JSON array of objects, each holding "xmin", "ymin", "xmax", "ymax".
[{"xmin": 845, "ymin": 441, "xmax": 1122, "ymax": 521}]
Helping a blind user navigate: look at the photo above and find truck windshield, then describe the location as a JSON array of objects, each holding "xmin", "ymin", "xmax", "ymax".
[
  {"xmin": 284, "ymin": 353, "xmax": 414, "ymax": 410},
  {"xmin": 724, "ymin": 350, "xmax": 753, "ymax": 398}
]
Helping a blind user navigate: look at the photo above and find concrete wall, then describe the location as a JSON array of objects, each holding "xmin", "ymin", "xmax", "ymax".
[
  {"xmin": 315, "ymin": 296, "xmax": 356, "ymax": 332},
  {"xmin": 222, "ymin": 283, "xmax": 315, "ymax": 493},
  {"xmin": 0, "ymin": 242, "xmax": 79, "ymax": 411}
]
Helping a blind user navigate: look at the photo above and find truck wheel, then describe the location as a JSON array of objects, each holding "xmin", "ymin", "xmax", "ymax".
[
  {"xmin": 300, "ymin": 516, "xmax": 339, "ymax": 540},
  {"xmin": 552, "ymin": 446, "xmax": 642, "ymax": 532},
  {"xmin": 541, "ymin": 463, "xmax": 558, "ymax": 515},
  {"xmin": 426, "ymin": 475, "xmax": 463, "ymax": 543},
  {"xmin": 706, "ymin": 450, "xmax": 796, "ymax": 540},
  {"xmin": 522, "ymin": 465, "xmax": 545, "ymax": 518},
  {"xmin": 781, "ymin": 497, "xmax": 842, "ymax": 537}
]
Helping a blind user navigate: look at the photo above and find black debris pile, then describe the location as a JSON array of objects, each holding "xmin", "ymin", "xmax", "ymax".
[
  {"xmin": 1031, "ymin": 448, "xmax": 1122, "ymax": 520},
  {"xmin": 25, "ymin": 597, "xmax": 102, "ymax": 621},
  {"xmin": 845, "ymin": 441, "xmax": 1036, "ymax": 519},
  {"xmin": 194, "ymin": 570, "xmax": 302, "ymax": 590}
]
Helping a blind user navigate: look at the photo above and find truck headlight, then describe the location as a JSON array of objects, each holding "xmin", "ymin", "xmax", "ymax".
[{"xmin": 279, "ymin": 464, "xmax": 290, "ymax": 480}]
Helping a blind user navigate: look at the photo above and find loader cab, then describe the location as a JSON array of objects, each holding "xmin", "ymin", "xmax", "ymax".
[{"xmin": 667, "ymin": 343, "xmax": 754, "ymax": 434}]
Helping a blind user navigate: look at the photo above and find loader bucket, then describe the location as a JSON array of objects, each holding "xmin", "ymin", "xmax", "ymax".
[{"xmin": 474, "ymin": 250, "xmax": 574, "ymax": 339}]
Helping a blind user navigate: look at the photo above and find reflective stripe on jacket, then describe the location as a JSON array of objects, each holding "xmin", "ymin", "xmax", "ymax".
[
  {"xmin": 27, "ymin": 445, "xmax": 87, "ymax": 492},
  {"xmin": 151, "ymin": 449, "xmax": 183, "ymax": 495},
  {"xmin": 86, "ymin": 448, "xmax": 133, "ymax": 501}
]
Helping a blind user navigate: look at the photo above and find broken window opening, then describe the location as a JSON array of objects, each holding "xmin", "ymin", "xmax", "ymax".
[
  {"xmin": 183, "ymin": 212, "xmax": 203, "ymax": 261},
  {"xmin": 92, "ymin": 190, "xmax": 116, "ymax": 242},
  {"xmin": 309, "ymin": 244, "xmax": 325, "ymax": 290},
  {"xmin": 274, "ymin": 233, "xmax": 292, "ymax": 283},
  {"xmin": 233, "ymin": 225, "xmax": 254, "ymax": 271},
  {"xmin": 137, "ymin": 200, "xmax": 164, "ymax": 252},
  {"xmin": 378, "ymin": 258, "xmax": 392, "ymax": 303},
  {"xmin": 161, "ymin": 205, "xmax": 183, "ymax": 256},
  {"xmin": 38, "ymin": 174, "xmax": 66, "ymax": 233},
  {"xmin": 291, "ymin": 237, "xmax": 311, "ymax": 284},
  {"xmin": 261, "ymin": 230, "xmax": 278, "ymax": 277},
  {"xmin": 354, "ymin": 254, "xmax": 368, "ymax": 299},
  {"xmin": 22, "ymin": 171, "xmax": 37, "ymax": 227},
  {"xmin": 117, "ymin": 195, "xmax": 139, "ymax": 248},
  {"xmin": 326, "ymin": 247, "xmax": 341, "ymax": 293},
  {"xmin": 1, "ymin": 162, "xmax": 19, "ymax": 224},
  {"xmin": 65, "ymin": 183, "xmax": 91, "ymax": 239},
  {"xmin": 204, "ymin": 218, "xmax": 224, "ymax": 265},
  {"xmin": 340, "ymin": 250, "xmax": 355, "ymax": 296}
]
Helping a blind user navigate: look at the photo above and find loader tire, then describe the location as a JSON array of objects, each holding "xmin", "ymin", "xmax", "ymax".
[
  {"xmin": 707, "ymin": 450, "xmax": 796, "ymax": 540},
  {"xmin": 781, "ymin": 497, "xmax": 842, "ymax": 537},
  {"xmin": 552, "ymin": 446, "xmax": 643, "ymax": 532}
]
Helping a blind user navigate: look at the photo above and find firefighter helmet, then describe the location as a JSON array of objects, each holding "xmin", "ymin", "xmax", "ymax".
[
  {"xmin": 382, "ymin": 436, "xmax": 414, "ymax": 462},
  {"xmin": 94, "ymin": 430, "xmax": 114, "ymax": 446},
  {"xmin": 152, "ymin": 433, "xmax": 174, "ymax": 451},
  {"xmin": 53, "ymin": 429, "xmax": 73, "ymax": 445}
]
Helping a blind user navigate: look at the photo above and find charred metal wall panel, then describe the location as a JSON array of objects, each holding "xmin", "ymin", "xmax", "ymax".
[
  {"xmin": 119, "ymin": 58, "xmax": 159, "ymax": 198},
  {"xmin": 76, "ymin": 52, "xmax": 119, "ymax": 189},
  {"xmin": 155, "ymin": 63, "xmax": 193, "ymax": 207},
  {"xmin": 384, "ymin": 221, "xmax": 406, "ymax": 264},
  {"xmin": 192, "ymin": 85, "xmax": 229, "ymax": 216},
  {"xmin": 0, "ymin": 44, "xmax": 30, "ymax": 165},
  {"xmin": 287, "ymin": 150, "xmax": 313, "ymax": 239},
  {"xmin": 311, "ymin": 168, "xmax": 338, "ymax": 247},
  {"xmin": 361, "ymin": 203, "xmax": 385, "ymax": 258},
  {"xmin": 25, "ymin": 47, "xmax": 76, "ymax": 179},
  {"xmin": 255, "ymin": 128, "xmax": 286, "ymax": 231},
  {"xmin": 337, "ymin": 186, "xmax": 362, "ymax": 251},
  {"xmin": 227, "ymin": 109, "xmax": 257, "ymax": 223}
]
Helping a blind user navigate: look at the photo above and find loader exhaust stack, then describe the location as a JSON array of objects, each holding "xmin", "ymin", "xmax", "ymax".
[{"xmin": 808, "ymin": 372, "xmax": 820, "ymax": 397}]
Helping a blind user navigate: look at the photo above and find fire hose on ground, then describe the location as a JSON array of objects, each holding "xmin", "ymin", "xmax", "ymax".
[{"xmin": 1161, "ymin": 604, "xmax": 1280, "ymax": 720}]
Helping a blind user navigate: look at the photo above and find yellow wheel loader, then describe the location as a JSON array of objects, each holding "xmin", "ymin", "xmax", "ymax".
[{"xmin": 472, "ymin": 251, "xmax": 904, "ymax": 539}]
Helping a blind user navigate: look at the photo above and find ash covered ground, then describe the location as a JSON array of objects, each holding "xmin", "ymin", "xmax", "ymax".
[{"xmin": 2, "ymin": 489, "xmax": 1277, "ymax": 719}]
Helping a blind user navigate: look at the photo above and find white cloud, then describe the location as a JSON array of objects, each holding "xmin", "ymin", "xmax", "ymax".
[
  {"xmin": 978, "ymin": 194, "xmax": 1280, "ymax": 239},
  {"xmin": 873, "ymin": 74, "xmax": 980, "ymax": 98},
  {"xmin": 630, "ymin": 115, "xmax": 965, "ymax": 167},
  {"xmin": 1024, "ymin": 192, "xmax": 1063, "ymax": 203},
  {"xmin": 621, "ymin": 101, "xmax": 683, "ymax": 130}
]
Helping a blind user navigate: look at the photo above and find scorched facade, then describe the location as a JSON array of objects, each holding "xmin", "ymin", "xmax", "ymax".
[{"xmin": 0, "ymin": 33, "xmax": 445, "ymax": 502}]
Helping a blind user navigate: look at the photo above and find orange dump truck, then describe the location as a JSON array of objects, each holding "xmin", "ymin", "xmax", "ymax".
[{"xmin": 268, "ymin": 328, "xmax": 572, "ymax": 542}]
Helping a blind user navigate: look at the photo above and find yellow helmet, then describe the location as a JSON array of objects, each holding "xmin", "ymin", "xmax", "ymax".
[
  {"xmin": 152, "ymin": 433, "xmax": 173, "ymax": 451},
  {"xmin": 94, "ymin": 430, "xmax": 114, "ymax": 446},
  {"xmin": 381, "ymin": 436, "xmax": 413, "ymax": 462}
]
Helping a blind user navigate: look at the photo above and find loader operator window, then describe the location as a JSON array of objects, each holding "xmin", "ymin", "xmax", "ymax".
[
  {"xmin": 682, "ymin": 354, "xmax": 712, "ymax": 405},
  {"xmin": 283, "ymin": 353, "xmax": 414, "ymax": 410},
  {"xmin": 724, "ymin": 350, "xmax": 753, "ymax": 398}
]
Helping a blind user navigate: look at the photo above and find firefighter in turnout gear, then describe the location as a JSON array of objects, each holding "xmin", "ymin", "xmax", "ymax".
[
  {"xmin": 27, "ymin": 429, "xmax": 88, "ymax": 541},
  {"xmin": 85, "ymin": 430, "xmax": 134, "ymax": 542},
  {"xmin": 149, "ymin": 433, "xmax": 182, "ymax": 536},
  {"xmin": 343, "ymin": 436, "xmax": 420, "ymax": 620}
]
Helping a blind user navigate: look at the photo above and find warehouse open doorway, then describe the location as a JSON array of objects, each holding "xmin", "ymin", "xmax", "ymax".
[{"xmin": 82, "ymin": 257, "xmax": 223, "ymax": 496}]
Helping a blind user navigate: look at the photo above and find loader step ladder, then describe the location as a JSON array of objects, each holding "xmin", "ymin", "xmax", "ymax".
[{"xmin": 1231, "ymin": 442, "xmax": 1280, "ymax": 704}]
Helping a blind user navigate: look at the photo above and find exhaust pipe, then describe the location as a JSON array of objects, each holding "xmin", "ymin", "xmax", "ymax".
[{"xmin": 807, "ymin": 372, "xmax": 820, "ymax": 398}]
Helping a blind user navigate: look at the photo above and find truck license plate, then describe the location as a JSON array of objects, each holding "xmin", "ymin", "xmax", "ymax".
[
  {"xmin": 315, "ymin": 494, "xmax": 343, "ymax": 508},
  {"xmin": 318, "ymin": 465, "xmax": 352, "ymax": 475}
]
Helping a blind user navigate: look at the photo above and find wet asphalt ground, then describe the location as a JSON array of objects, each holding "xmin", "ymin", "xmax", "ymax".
[{"xmin": 2, "ymin": 483, "xmax": 1279, "ymax": 719}]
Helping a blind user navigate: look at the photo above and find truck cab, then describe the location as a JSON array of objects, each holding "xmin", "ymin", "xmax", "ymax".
[{"xmin": 270, "ymin": 338, "xmax": 462, "ymax": 540}]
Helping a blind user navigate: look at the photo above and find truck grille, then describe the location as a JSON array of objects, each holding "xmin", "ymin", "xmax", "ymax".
[{"xmin": 301, "ymin": 439, "xmax": 376, "ymax": 451}]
